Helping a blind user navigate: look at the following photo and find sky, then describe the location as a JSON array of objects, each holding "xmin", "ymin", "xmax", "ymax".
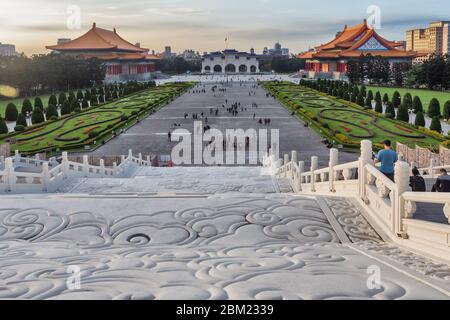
[{"xmin": 0, "ymin": 0, "xmax": 449, "ymax": 55}]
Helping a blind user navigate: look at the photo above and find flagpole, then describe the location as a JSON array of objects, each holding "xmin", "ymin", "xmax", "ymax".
[{"xmin": 225, "ymin": 37, "xmax": 228, "ymax": 85}]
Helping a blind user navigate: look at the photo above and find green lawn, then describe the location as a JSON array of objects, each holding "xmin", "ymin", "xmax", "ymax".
[
  {"xmin": 366, "ymin": 86, "xmax": 450, "ymax": 112},
  {"xmin": 264, "ymin": 82, "xmax": 444, "ymax": 150},
  {"xmin": 0, "ymin": 94, "xmax": 52, "ymax": 118},
  {"xmin": 0, "ymin": 82, "xmax": 194, "ymax": 154}
]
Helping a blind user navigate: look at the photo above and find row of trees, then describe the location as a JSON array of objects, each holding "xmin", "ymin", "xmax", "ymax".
[
  {"xmin": 346, "ymin": 54, "xmax": 450, "ymax": 90},
  {"xmin": 155, "ymin": 57, "xmax": 201, "ymax": 74},
  {"xmin": 0, "ymin": 54, "xmax": 106, "ymax": 98},
  {"xmin": 260, "ymin": 57, "xmax": 305, "ymax": 73},
  {"xmin": 300, "ymin": 79, "xmax": 450, "ymax": 134},
  {"xmin": 0, "ymin": 81, "xmax": 155, "ymax": 134}
]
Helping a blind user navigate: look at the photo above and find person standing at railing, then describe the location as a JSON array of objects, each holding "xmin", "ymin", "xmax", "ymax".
[
  {"xmin": 431, "ymin": 169, "xmax": 450, "ymax": 192},
  {"xmin": 375, "ymin": 140, "xmax": 398, "ymax": 182},
  {"xmin": 409, "ymin": 167, "xmax": 426, "ymax": 192}
]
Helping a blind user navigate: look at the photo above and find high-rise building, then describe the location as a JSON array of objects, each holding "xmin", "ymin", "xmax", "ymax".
[
  {"xmin": 0, "ymin": 43, "xmax": 16, "ymax": 56},
  {"xmin": 406, "ymin": 21, "xmax": 450, "ymax": 55}
]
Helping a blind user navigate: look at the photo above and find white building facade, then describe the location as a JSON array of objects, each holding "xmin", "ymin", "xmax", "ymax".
[
  {"xmin": 201, "ymin": 50, "xmax": 260, "ymax": 74},
  {"xmin": 0, "ymin": 43, "xmax": 16, "ymax": 56}
]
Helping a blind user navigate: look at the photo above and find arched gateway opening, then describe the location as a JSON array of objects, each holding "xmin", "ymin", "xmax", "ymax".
[
  {"xmin": 225, "ymin": 64, "xmax": 236, "ymax": 73},
  {"xmin": 204, "ymin": 66, "xmax": 211, "ymax": 73},
  {"xmin": 239, "ymin": 65, "xmax": 248, "ymax": 73},
  {"xmin": 213, "ymin": 65, "xmax": 222, "ymax": 73},
  {"xmin": 250, "ymin": 65, "xmax": 257, "ymax": 73}
]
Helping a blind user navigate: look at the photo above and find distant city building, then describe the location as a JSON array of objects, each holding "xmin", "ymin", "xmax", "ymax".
[
  {"xmin": 163, "ymin": 46, "xmax": 176, "ymax": 58},
  {"xmin": 0, "ymin": 43, "xmax": 16, "ymax": 56},
  {"xmin": 201, "ymin": 49, "xmax": 260, "ymax": 74},
  {"xmin": 406, "ymin": 21, "xmax": 450, "ymax": 63},
  {"xmin": 262, "ymin": 42, "xmax": 290, "ymax": 57},
  {"xmin": 46, "ymin": 23, "xmax": 161, "ymax": 83},
  {"xmin": 298, "ymin": 20, "xmax": 415, "ymax": 79}
]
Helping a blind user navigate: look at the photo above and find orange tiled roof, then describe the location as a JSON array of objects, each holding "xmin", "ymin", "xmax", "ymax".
[
  {"xmin": 297, "ymin": 20, "xmax": 416, "ymax": 60},
  {"xmin": 46, "ymin": 23, "xmax": 148, "ymax": 52},
  {"xmin": 81, "ymin": 53, "xmax": 161, "ymax": 61}
]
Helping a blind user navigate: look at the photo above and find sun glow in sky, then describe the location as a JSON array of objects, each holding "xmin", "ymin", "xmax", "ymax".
[{"xmin": 0, "ymin": 0, "xmax": 449, "ymax": 55}]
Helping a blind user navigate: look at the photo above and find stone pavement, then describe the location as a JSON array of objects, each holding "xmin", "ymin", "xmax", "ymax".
[
  {"xmin": 0, "ymin": 166, "xmax": 449, "ymax": 300},
  {"xmin": 87, "ymin": 82, "xmax": 358, "ymax": 167}
]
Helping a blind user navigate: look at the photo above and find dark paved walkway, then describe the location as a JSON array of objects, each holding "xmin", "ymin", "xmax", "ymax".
[{"xmin": 85, "ymin": 82, "xmax": 358, "ymax": 166}]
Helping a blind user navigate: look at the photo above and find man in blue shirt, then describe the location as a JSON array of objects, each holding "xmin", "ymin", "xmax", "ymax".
[{"xmin": 375, "ymin": 140, "xmax": 398, "ymax": 181}]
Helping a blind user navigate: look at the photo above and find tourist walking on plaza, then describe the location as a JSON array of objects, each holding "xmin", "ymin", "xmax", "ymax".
[
  {"xmin": 375, "ymin": 140, "xmax": 398, "ymax": 181},
  {"xmin": 432, "ymin": 169, "xmax": 450, "ymax": 192}
]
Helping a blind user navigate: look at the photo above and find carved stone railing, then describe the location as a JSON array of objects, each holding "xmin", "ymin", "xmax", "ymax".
[
  {"xmin": 0, "ymin": 149, "xmax": 152, "ymax": 193},
  {"xmin": 264, "ymin": 140, "xmax": 450, "ymax": 262}
]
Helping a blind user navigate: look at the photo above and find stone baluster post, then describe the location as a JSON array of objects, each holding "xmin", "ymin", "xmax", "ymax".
[
  {"xmin": 359, "ymin": 140, "xmax": 373, "ymax": 200},
  {"xmin": 128, "ymin": 149, "xmax": 133, "ymax": 161},
  {"xmin": 310, "ymin": 156, "xmax": 318, "ymax": 192},
  {"xmin": 138, "ymin": 153, "xmax": 143, "ymax": 166},
  {"xmin": 291, "ymin": 151, "xmax": 298, "ymax": 165},
  {"xmin": 35, "ymin": 154, "xmax": 40, "ymax": 167},
  {"xmin": 14, "ymin": 150, "xmax": 20, "ymax": 162},
  {"xmin": 42, "ymin": 162, "xmax": 49, "ymax": 192},
  {"xmin": 429, "ymin": 158, "xmax": 436, "ymax": 179},
  {"xmin": 113, "ymin": 162, "xmax": 118, "ymax": 176},
  {"xmin": 100, "ymin": 159, "xmax": 105, "ymax": 178},
  {"xmin": 5, "ymin": 158, "xmax": 15, "ymax": 193},
  {"xmin": 394, "ymin": 161, "xmax": 411, "ymax": 235},
  {"xmin": 147, "ymin": 156, "xmax": 151, "ymax": 167},
  {"xmin": 329, "ymin": 148, "xmax": 339, "ymax": 192},
  {"xmin": 298, "ymin": 161, "xmax": 305, "ymax": 191},
  {"xmin": 83, "ymin": 155, "xmax": 89, "ymax": 177},
  {"xmin": 61, "ymin": 152, "xmax": 69, "ymax": 179}
]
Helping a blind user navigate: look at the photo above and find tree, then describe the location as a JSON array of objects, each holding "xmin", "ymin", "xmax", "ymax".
[
  {"xmin": 375, "ymin": 91, "xmax": 381, "ymax": 102},
  {"xmin": 70, "ymin": 99, "xmax": 79, "ymax": 112},
  {"xmin": 383, "ymin": 93, "xmax": 389, "ymax": 104},
  {"xmin": 16, "ymin": 113, "xmax": 28, "ymax": 127},
  {"xmin": 21, "ymin": 98, "xmax": 33, "ymax": 115},
  {"xmin": 375, "ymin": 99, "xmax": 383, "ymax": 113},
  {"xmin": 392, "ymin": 62, "xmax": 411, "ymax": 86},
  {"xmin": 61, "ymin": 100, "xmax": 71, "ymax": 115},
  {"xmin": 0, "ymin": 117, "xmax": 8, "ymax": 134},
  {"xmin": 385, "ymin": 102, "xmax": 395, "ymax": 118},
  {"xmin": 34, "ymin": 97, "xmax": 43, "ymax": 110},
  {"xmin": 5, "ymin": 103, "xmax": 18, "ymax": 121},
  {"xmin": 360, "ymin": 85, "xmax": 367, "ymax": 97},
  {"xmin": 46, "ymin": 104, "xmax": 59, "ymax": 119},
  {"xmin": 415, "ymin": 111, "xmax": 425, "ymax": 127},
  {"xmin": 444, "ymin": 101, "xmax": 450, "ymax": 120},
  {"xmin": 392, "ymin": 91, "xmax": 401, "ymax": 108},
  {"xmin": 48, "ymin": 95, "xmax": 57, "ymax": 107},
  {"xmin": 58, "ymin": 93, "xmax": 67, "ymax": 106},
  {"xmin": 31, "ymin": 107, "xmax": 45, "ymax": 124},
  {"xmin": 365, "ymin": 96, "xmax": 372, "ymax": 109},
  {"xmin": 76, "ymin": 90, "xmax": 84, "ymax": 101},
  {"xmin": 367, "ymin": 90, "xmax": 374, "ymax": 102},
  {"xmin": 396, "ymin": 103, "xmax": 410, "ymax": 122},
  {"xmin": 403, "ymin": 93, "xmax": 413, "ymax": 109},
  {"xmin": 428, "ymin": 98, "xmax": 441, "ymax": 118},
  {"xmin": 356, "ymin": 93, "xmax": 365, "ymax": 107},
  {"xmin": 412, "ymin": 96, "xmax": 423, "ymax": 114},
  {"xmin": 429, "ymin": 116, "xmax": 442, "ymax": 133}
]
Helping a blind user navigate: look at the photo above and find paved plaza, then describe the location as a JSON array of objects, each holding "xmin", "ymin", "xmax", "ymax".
[
  {"xmin": 88, "ymin": 79, "xmax": 358, "ymax": 166},
  {"xmin": 1, "ymin": 166, "xmax": 449, "ymax": 299}
]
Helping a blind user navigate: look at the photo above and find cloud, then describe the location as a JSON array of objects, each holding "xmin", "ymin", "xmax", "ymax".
[{"xmin": 144, "ymin": 7, "xmax": 206, "ymax": 17}]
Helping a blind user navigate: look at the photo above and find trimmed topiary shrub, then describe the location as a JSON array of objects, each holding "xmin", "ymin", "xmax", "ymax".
[
  {"xmin": 392, "ymin": 91, "xmax": 401, "ymax": 108},
  {"xmin": 58, "ymin": 93, "xmax": 67, "ymax": 106},
  {"xmin": 48, "ymin": 95, "xmax": 58, "ymax": 107},
  {"xmin": 61, "ymin": 100, "xmax": 71, "ymax": 115},
  {"xmin": 22, "ymin": 99, "xmax": 33, "ymax": 115},
  {"xmin": 413, "ymin": 96, "xmax": 423, "ymax": 114},
  {"xmin": 382, "ymin": 93, "xmax": 389, "ymax": 104},
  {"xmin": 0, "ymin": 117, "xmax": 8, "ymax": 134},
  {"xmin": 415, "ymin": 111, "xmax": 425, "ymax": 127},
  {"xmin": 46, "ymin": 104, "xmax": 59, "ymax": 119},
  {"xmin": 31, "ymin": 107, "xmax": 45, "ymax": 125},
  {"xmin": 34, "ymin": 97, "xmax": 44, "ymax": 110},
  {"xmin": 428, "ymin": 98, "xmax": 441, "ymax": 118},
  {"xmin": 396, "ymin": 103, "xmax": 409, "ymax": 122},
  {"xmin": 444, "ymin": 101, "xmax": 450, "ymax": 120},
  {"xmin": 5, "ymin": 103, "xmax": 18, "ymax": 121},
  {"xmin": 375, "ymin": 100, "xmax": 383, "ymax": 113},
  {"xmin": 16, "ymin": 113, "xmax": 28, "ymax": 127},
  {"xmin": 430, "ymin": 116, "xmax": 442, "ymax": 133},
  {"xmin": 14, "ymin": 125, "xmax": 25, "ymax": 132}
]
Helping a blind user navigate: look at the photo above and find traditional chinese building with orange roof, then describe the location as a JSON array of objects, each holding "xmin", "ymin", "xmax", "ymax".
[
  {"xmin": 46, "ymin": 23, "xmax": 161, "ymax": 83},
  {"xmin": 297, "ymin": 20, "xmax": 416, "ymax": 79}
]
